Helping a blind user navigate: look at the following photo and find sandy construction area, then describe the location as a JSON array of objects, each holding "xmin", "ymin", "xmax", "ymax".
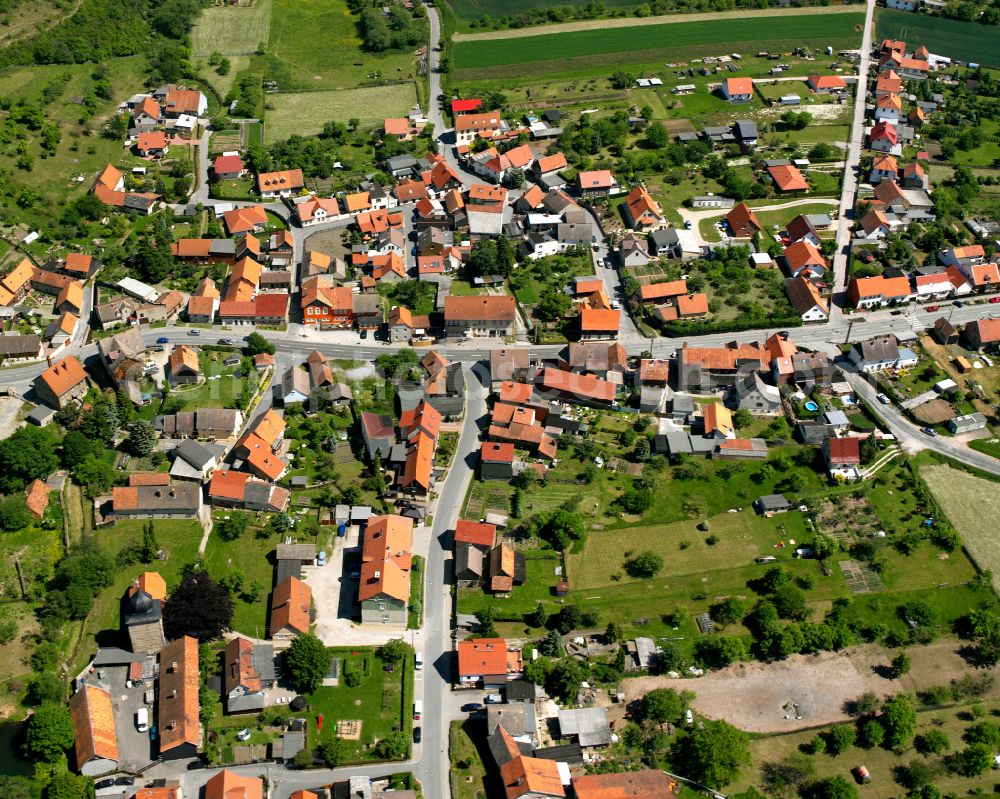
[{"xmin": 622, "ymin": 642, "xmax": 993, "ymax": 733}]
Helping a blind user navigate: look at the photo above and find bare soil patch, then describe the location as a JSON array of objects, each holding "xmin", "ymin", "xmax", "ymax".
[
  {"xmin": 912, "ymin": 398, "xmax": 954, "ymax": 425},
  {"xmin": 621, "ymin": 641, "xmax": 996, "ymax": 733}
]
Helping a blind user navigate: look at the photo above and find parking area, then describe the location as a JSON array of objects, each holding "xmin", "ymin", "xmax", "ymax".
[{"xmin": 84, "ymin": 660, "xmax": 157, "ymax": 772}]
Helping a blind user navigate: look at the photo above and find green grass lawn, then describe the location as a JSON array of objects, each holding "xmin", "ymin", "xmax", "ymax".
[
  {"xmin": 265, "ymin": 84, "xmax": 418, "ymax": 142},
  {"xmin": 449, "ymin": 720, "xmax": 492, "ymax": 799},
  {"xmin": 307, "ymin": 646, "xmax": 413, "ymax": 764},
  {"xmin": 169, "ymin": 352, "xmax": 244, "ymax": 411},
  {"xmin": 202, "ymin": 515, "xmax": 311, "ymax": 638},
  {"xmin": 191, "ymin": 0, "xmax": 272, "ymax": 57},
  {"xmin": 752, "ymin": 202, "xmax": 839, "ymax": 237},
  {"xmin": 457, "ymin": 549, "xmax": 562, "ymax": 621},
  {"xmin": 454, "ymin": 12, "xmax": 864, "ymax": 76},
  {"xmin": 210, "ymin": 177, "xmax": 255, "ymax": 200},
  {"xmin": 74, "ymin": 518, "xmax": 203, "ymax": 672},
  {"xmin": 876, "ymin": 7, "xmax": 1000, "ymax": 67}
]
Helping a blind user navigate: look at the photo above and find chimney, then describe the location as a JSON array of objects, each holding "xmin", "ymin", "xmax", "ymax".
[
  {"xmin": 46, "ymin": 354, "xmax": 53, "ymax": 367},
  {"xmin": 170, "ymin": 689, "xmax": 177, "ymax": 698},
  {"xmin": 170, "ymin": 661, "xmax": 177, "ymax": 671}
]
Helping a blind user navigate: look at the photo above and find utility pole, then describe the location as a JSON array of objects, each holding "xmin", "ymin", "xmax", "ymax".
[{"xmin": 843, "ymin": 318, "xmax": 854, "ymax": 344}]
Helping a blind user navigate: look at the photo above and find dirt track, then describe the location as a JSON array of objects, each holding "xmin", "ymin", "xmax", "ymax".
[
  {"xmin": 454, "ymin": 5, "xmax": 862, "ymax": 41},
  {"xmin": 622, "ymin": 641, "xmax": 998, "ymax": 733}
]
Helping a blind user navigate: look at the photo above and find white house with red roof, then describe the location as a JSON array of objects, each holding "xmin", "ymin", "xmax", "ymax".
[
  {"xmin": 721, "ymin": 77, "xmax": 754, "ymax": 103},
  {"xmin": 212, "ymin": 153, "xmax": 245, "ymax": 181},
  {"xmin": 869, "ymin": 121, "xmax": 900, "ymax": 154}
]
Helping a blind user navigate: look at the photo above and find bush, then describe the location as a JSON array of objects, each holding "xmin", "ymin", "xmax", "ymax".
[{"xmin": 624, "ymin": 551, "xmax": 663, "ymax": 578}]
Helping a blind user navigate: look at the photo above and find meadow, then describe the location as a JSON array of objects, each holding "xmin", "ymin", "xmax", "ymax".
[
  {"xmin": 453, "ymin": 12, "xmax": 864, "ymax": 76},
  {"xmin": 921, "ymin": 463, "xmax": 1000, "ymax": 592},
  {"xmin": 0, "ymin": 56, "xmax": 148, "ymax": 232},
  {"xmin": 265, "ymin": 83, "xmax": 417, "ymax": 142},
  {"xmin": 876, "ymin": 8, "xmax": 999, "ymax": 67},
  {"xmin": 262, "ymin": 0, "xmax": 418, "ymax": 92},
  {"xmin": 190, "ymin": 0, "xmax": 272, "ymax": 56}
]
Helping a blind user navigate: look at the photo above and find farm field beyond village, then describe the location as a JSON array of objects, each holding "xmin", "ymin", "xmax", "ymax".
[
  {"xmin": 453, "ymin": 11, "xmax": 865, "ymax": 76},
  {"xmin": 922, "ymin": 464, "xmax": 1000, "ymax": 592},
  {"xmin": 876, "ymin": 8, "xmax": 1000, "ymax": 68}
]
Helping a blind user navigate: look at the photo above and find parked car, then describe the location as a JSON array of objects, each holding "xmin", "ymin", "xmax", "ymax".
[
  {"xmin": 156, "ymin": 336, "xmax": 169, "ymax": 344},
  {"xmin": 953, "ymin": 300, "xmax": 965, "ymax": 307},
  {"xmin": 316, "ymin": 551, "xmax": 327, "ymax": 567},
  {"xmin": 990, "ymin": 297, "xmax": 1000, "ymax": 304},
  {"xmin": 187, "ymin": 329, "xmax": 201, "ymax": 336},
  {"xmin": 218, "ymin": 338, "xmax": 233, "ymax": 345},
  {"xmin": 925, "ymin": 305, "xmax": 939, "ymax": 312},
  {"xmin": 920, "ymin": 427, "xmax": 938, "ymax": 437},
  {"xmin": 461, "ymin": 703, "xmax": 484, "ymax": 713},
  {"xmin": 135, "ymin": 708, "xmax": 148, "ymax": 732},
  {"xmin": 413, "ymin": 726, "xmax": 422, "ymax": 743},
  {"xmin": 94, "ymin": 779, "xmax": 115, "ymax": 790},
  {"xmin": 114, "ymin": 777, "xmax": 135, "ymax": 786},
  {"xmin": 876, "ymin": 393, "xmax": 891, "ymax": 405},
  {"xmin": 152, "ymin": 345, "xmax": 165, "ymax": 352},
  {"xmin": 236, "ymin": 728, "xmax": 251, "ymax": 741}
]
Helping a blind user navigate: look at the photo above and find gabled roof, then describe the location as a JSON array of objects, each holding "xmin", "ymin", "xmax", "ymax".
[
  {"xmin": 536, "ymin": 153, "xmax": 568, "ymax": 173},
  {"xmin": 638, "ymin": 279, "xmax": 687, "ymax": 302},
  {"xmin": 785, "ymin": 275, "xmax": 828, "ymax": 315},
  {"xmin": 624, "ymin": 186, "xmax": 662, "ymax": 223},
  {"xmin": 359, "ymin": 514, "xmax": 413, "ymax": 602},
  {"xmin": 158, "ymin": 636, "xmax": 200, "ymax": 753},
  {"xmin": 455, "ymin": 519, "xmax": 497, "ymax": 548},
  {"xmin": 481, "ymin": 441, "xmax": 515, "ymax": 464},
  {"xmin": 807, "ymin": 75, "xmax": 846, "ymax": 90},
  {"xmin": 573, "ymin": 770, "xmax": 677, "ymax": 799},
  {"xmin": 256, "ymin": 169, "xmax": 304, "ymax": 193},
  {"xmin": 25, "ymin": 478, "xmax": 51, "ymax": 518},
  {"xmin": 827, "ymin": 436, "xmax": 861, "ymax": 464},
  {"xmin": 169, "ymin": 344, "xmax": 200, "ymax": 375},
  {"xmin": 580, "ymin": 308, "xmax": 620, "ymax": 332},
  {"xmin": 723, "ymin": 77, "xmax": 753, "ymax": 95},
  {"xmin": 458, "ymin": 637, "xmax": 512, "ymax": 677},
  {"xmin": 726, "ymin": 202, "xmax": 761, "ymax": 233},
  {"xmin": 70, "ymin": 683, "xmax": 119, "ymax": 766},
  {"xmin": 768, "ymin": 163, "xmax": 809, "ymax": 191},
  {"xmin": 859, "ymin": 209, "xmax": 891, "ymax": 235},
  {"xmin": 500, "ymin": 753, "xmax": 564, "ymax": 799},
  {"xmin": 455, "ymin": 110, "xmax": 502, "ymax": 131},
  {"xmin": 270, "ymin": 576, "xmax": 311, "ymax": 635},
  {"xmin": 36, "ymin": 355, "xmax": 87, "ymax": 398},
  {"xmin": 444, "ymin": 295, "xmax": 515, "ymax": 322},
  {"xmin": 784, "ymin": 240, "xmax": 827, "ymax": 272},
  {"xmin": 870, "ymin": 121, "xmax": 899, "ymax": 145},
  {"xmin": 223, "ymin": 205, "xmax": 268, "ymax": 234},
  {"xmin": 703, "ymin": 402, "xmax": 734, "ymax": 437},
  {"xmin": 56, "ymin": 279, "xmax": 84, "ymax": 312},
  {"xmin": 204, "ymin": 770, "xmax": 263, "ymax": 799},
  {"xmin": 213, "ymin": 154, "xmax": 244, "ymax": 174},
  {"xmin": 577, "ymin": 169, "xmax": 615, "ymax": 189},
  {"xmin": 539, "ymin": 368, "xmax": 615, "ymax": 402},
  {"xmin": 224, "ymin": 637, "xmax": 262, "ymax": 695}
]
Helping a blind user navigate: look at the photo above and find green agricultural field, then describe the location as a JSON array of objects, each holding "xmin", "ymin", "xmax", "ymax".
[
  {"xmin": 876, "ymin": 8, "xmax": 999, "ymax": 67},
  {"xmin": 265, "ymin": 83, "xmax": 417, "ymax": 142},
  {"xmin": 263, "ymin": 0, "xmax": 419, "ymax": 92},
  {"xmin": 447, "ymin": 0, "xmax": 637, "ymax": 24},
  {"xmin": 454, "ymin": 12, "xmax": 864, "ymax": 77},
  {"xmin": 190, "ymin": 0, "xmax": 272, "ymax": 57}
]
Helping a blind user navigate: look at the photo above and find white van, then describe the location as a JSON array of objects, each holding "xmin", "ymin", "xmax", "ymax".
[
  {"xmin": 413, "ymin": 700, "xmax": 423, "ymax": 720},
  {"xmin": 414, "ymin": 651, "xmax": 423, "ymax": 671},
  {"xmin": 135, "ymin": 707, "xmax": 149, "ymax": 732}
]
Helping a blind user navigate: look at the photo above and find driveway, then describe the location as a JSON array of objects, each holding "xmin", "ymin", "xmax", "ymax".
[
  {"xmin": 308, "ymin": 524, "xmax": 409, "ymax": 647},
  {"xmin": 0, "ymin": 396, "xmax": 24, "ymax": 439}
]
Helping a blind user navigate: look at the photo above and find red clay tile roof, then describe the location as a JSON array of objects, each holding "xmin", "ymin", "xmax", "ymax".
[
  {"xmin": 481, "ymin": 441, "xmax": 515, "ymax": 464},
  {"xmin": 204, "ymin": 770, "xmax": 263, "ymax": 799},
  {"xmin": 213, "ymin": 154, "xmax": 244, "ymax": 175},
  {"xmin": 540, "ymin": 368, "xmax": 615, "ymax": 402},
  {"xmin": 723, "ymin": 77, "xmax": 753, "ymax": 95},
  {"xmin": 158, "ymin": 636, "xmax": 200, "ymax": 753},
  {"xmin": 455, "ymin": 519, "xmax": 497, "ymax": 548},
  {"xmin": 25, "ymin": 478, "xmax": 51, "ymax": 518},
  {"xmin": 37, "ymin": 355, "xmax": 87, "ymax": 398},
  {"xmin": 128, "ymin": 472, "xmax": 171, "ymax": 486},
  {"xmin": 444, "ymin": 295, "xmax": 515, "ymax": 322},
  {"xmin": 768, "ymin": 163, "xmax": 809, "ymax": 192},
  {"xmin": 457, "ymin": 637, "xmax": 511, "ymax": 677},
  {"xmin": 572, "ymin": 770, "xmax": 677, "ymax": 799},
  {"xmin": 580, "ymin": 308, "xmax": 620, "ymax": 332},
  {"xmin": 70, "ymin": 683, "xmax": 119, "ymax": 767},
  {"xmin": 359, "ymin": 514, "xmax": 413, "ymax": 602},
  {"xmin": 209, "ymin": 470, "xmax": 251, "ymax": 502},
  {"xmin": 270, "ymin": 576, "xmax": 311, "ymax": 636},
  {"xmin": 827, "ymin": 437, "xmax": 861, "ymax": 464},
  {"xmin": 256, "ymin": 169, "xmax": 304, "ymax": 193}
]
